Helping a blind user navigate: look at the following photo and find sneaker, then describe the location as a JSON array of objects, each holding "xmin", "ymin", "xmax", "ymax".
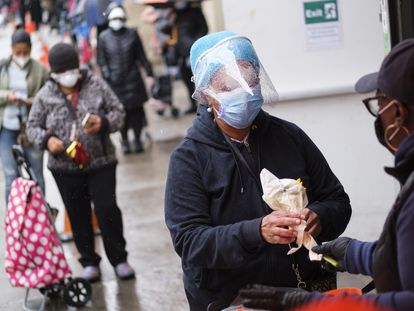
[
  {"xmin": 134, "ymin": 141, "xmax": 144, "ymax": 154},
  {"xmin": 171, "ymin": 107, "xmax": 180, "ymax": 119},
  {"xmin": 121, "ymin": 141, "xmax": 131, "ymax": 155},
  {"xmin": 115, "ymin": 262, "xmax": 135, "ymax": 280},
  {"xmin": 83, "ymin": 266, "xmax": 101, "ymax": 283}
]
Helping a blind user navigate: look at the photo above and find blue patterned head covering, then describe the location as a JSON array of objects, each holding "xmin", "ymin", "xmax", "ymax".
[{"xmin": 190, "ymin": 31, "xmax": 259, "ymax": 92}]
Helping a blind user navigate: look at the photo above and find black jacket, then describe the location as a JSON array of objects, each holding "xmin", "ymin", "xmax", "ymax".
[
  {"xmin": 165, "ymin": 105, "xmax": 351, "ymax": 308},
  {"xmin": 98, "ymin": 27, "xmax": 153, "ymax": 111},
  {"xmin": 175, "ymin": 5, "xmax": 208, "ymax": 58}
]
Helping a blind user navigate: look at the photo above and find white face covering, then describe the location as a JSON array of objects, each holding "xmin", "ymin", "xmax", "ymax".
[
  {"xmin": 109, "ymin": 19, "xmax": 125, "ymax": 31},
  {"xmin": 13, "ymin": 55, "xmax": 30, "ymax": 68},
  {"xmin": 52, "ymin": 69, "xmax": 80, "ymax": 88}
]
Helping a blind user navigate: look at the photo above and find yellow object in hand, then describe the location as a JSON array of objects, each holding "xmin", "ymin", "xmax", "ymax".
[
  {"xmin": 323, "ymin": 255, "xmax": 340, "ymax": 268},
  {"xmin": 66, "ymin": 141, "xmax": 78, "ymax": 158}
]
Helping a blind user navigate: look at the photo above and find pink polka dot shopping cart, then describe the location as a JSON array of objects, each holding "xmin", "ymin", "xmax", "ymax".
[{"xmin": 4, "ymin": 145, "xmax": 92, "ymax": 310}]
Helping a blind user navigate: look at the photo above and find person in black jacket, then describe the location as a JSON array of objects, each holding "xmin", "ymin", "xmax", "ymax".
[
  {"xmin": 173, "ymin": 0, "xmax": 208, "ymax": 114},
  {"xmin": 98, "ymin": 3, "xmax": 154, "ymax": 154},
  {"xmin": 164, "ymin": 31, "xmax": 351, "ymax": 311}
]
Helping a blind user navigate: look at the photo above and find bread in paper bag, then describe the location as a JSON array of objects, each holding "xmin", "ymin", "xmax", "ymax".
[{"xmin": 260, "ymin": 168, "xmax": 322, "ymax": 261}]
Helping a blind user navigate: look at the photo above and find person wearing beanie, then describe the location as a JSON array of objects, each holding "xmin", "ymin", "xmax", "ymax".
[
  {"xmin": 164, "ymin": 31, "xmax": 351, "ymax": 310},
  {"xmin": 27, "ymin": 42, "xmax": 136, "ymax": 283},
  {"xmin": 0, "ymin": 29, "xmax": 48, "ymax": 202},
  {"xmin": 98, "ymin": 3, "xmax": 154, "ymax": 154}
]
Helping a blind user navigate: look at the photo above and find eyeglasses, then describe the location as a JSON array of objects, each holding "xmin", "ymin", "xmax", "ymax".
[{"xmin": 362, "ymin": 95, "xmax": 395, "ymax": 117}]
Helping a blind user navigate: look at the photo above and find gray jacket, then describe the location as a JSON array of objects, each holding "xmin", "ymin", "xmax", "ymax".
[
  {"xmin": 0, "ymin": 57, "xmax": 49, "ymax": 126},
  {"xmin": 27, "ymin": 70, "xmax": 125, "ymax": 173}
]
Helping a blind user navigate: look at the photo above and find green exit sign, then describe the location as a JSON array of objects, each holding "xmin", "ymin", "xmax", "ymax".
[{"xmin": 304, "ymin": 0, "xmax": 339, "ymax": 24}]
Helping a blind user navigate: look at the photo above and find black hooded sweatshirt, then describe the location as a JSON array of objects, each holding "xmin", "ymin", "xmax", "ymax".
[{"xmin": 165, "ymin": 104, "xmax": 351, "ymax": 309}]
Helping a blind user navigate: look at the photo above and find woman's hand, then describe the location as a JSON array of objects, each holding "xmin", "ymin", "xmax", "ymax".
[
  {"xmin": 83, "ymin": 114, "xmax": 102, "ymax": 135},
  {"xmin": 47, "ymin": 137, "xmax": 65, "ymax": 154},
  {"xmin": 261, "ymin": 212, "xmax": 305, "ymax": 244},
  {"xmin": 7, "ymin": 91, "xmax": 16, "ymax": 104},
  {"xmin": 304, "ymin": 208, "xmax": 322, "ymax": 237}
]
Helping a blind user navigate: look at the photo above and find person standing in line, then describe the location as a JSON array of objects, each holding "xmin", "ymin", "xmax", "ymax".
[
  {"xmin": 98, "ymin": 3, "xmax": 154, "ymax": 154},
  {"xmin": 27, "ymin": 42, "xmax": 135, "ymax": 283},
  {"xmin": 165, "ymin": 31, "xmax": 351, "ymax": 310},
  {"xmin": 173, "ymin": 0, "xmax": 208, "ymax": 114},
  {"xmin": 0, "ymin": 29, "xmax": 48, "ymax": 203}
]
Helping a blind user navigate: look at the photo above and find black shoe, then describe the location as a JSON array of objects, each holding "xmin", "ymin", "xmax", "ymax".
[
  {"xmin": 184, "ymin": 106, "xmax": 197, "ymax": 115},
  {"xmin": 134, "ymin": 141, "xmax": 144, "ymax": 153},
  {"xmin": 121, "ymin": 141, "xmax": 131, "ymax": 154},
  {"xmin": 171, "ymin": 107, "xmax": 180, "ymax": 118}
]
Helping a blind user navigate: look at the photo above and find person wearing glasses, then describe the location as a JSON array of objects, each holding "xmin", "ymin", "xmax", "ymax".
[
  {"xmin": 165, "ymin": 31, "xmax": 351, "ymax": 311},
  {"xmin": 239, "ymin": 39, "xmax": 414, "ymax": 311}
]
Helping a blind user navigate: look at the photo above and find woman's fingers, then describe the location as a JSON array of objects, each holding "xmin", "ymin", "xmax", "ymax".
[{"xmin": 261, "ymin": 213, "xmax": 304, "ymax": 244}]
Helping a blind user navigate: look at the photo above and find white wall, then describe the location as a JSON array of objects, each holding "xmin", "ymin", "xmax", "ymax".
[
  {"xmin": 222, "ymin": 0, "xmax": 385, "ymax": 99},
  {"xmin": 220, "ymin": 0, "xmax": 398, "ymax": 240}
]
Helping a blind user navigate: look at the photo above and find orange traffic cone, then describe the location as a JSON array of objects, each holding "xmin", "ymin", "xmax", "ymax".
[
  {"xmin": 60, "ymin": 209, "xmax": 100, "ymax": 243},
  {"xmin": 24, "ymin": 12, "xmax": 36, "ymax": 34},
  {"xmin": 39, "ymin": 39, "xmax": 49, "ymax": 67},
  {"xmin": 39, "ymin": 44, "xmax": 49, "ymax": 67}
]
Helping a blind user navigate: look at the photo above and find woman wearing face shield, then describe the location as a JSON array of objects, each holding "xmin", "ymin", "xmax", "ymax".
[
  {"xmin": 26, "ymin": 43, "xmax": 136, "ymax": 283},
  {"xmin": 164, "ymin": 31, "xmax": 351, "ymax": 310},
  {"xmin": 98, "ymin": 3, "xmax": 154, "ymax": 154},
  {"xmin": 239, "ymin": 39, "xmax": 414, "ymax": 311},
  {"xmin": 0, "ymin": 29, "xmax": 48, "ymax": 202}
]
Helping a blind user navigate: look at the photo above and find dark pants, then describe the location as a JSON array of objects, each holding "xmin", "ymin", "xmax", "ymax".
[
  {"xmin": 121, "ymin": 107, "xmax": 145, "ymax": 145},
  {"xmin": 53, "ymin": 165, "xmax": 127, "ymax": 267},
  {"xmin": 179, "ymin": 60, "xmax": 196, "ymax": 110}
]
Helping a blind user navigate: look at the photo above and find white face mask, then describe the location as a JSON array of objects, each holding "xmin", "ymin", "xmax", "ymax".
[
  {"xmin": 13, "ymin": 55, "xmax": 30, "ymax": 68},
  {"xmin": 52, "ymin": 69, "xmax": 80, "ymax": 88},
  {"xmin": 109, "ymin": 19, "xmax": 125, "ymax": 31}
]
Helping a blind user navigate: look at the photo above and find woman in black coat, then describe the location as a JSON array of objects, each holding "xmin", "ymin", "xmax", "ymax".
[{"xmin": 98, "ymin": 3, "xmax": 153, "ymax": 154}]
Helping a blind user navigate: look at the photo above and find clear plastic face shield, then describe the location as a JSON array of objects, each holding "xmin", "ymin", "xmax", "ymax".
[{"xmin": 191, "ymin": 36, "xmax": 279, "ymax": 106}]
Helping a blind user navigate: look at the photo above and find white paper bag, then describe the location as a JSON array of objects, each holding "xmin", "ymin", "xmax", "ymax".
[{"xmin": 260, "ymin": 168, "xmax": 322, "ymax": 261}]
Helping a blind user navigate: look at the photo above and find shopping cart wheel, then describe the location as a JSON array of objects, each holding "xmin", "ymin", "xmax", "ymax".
[
  {"xmin": 39, "ymin": 282, "xmax": 61, "ymax": 299},
  {"xmin": 63, "ymin": 278, "xmax": 92, "ymax": 308}
]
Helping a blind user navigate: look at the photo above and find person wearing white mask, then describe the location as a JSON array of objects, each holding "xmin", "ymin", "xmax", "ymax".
[
  {"xmin": 0, "ymin": 29, "xmax": 48, "ymax": 203},
  {"xmin": 27, "ymin": 43, "xmax": 136, "ymax": 283},
  {"xmin": 98, "ymin": 3, "xmax": 154, "ymax": 154}
]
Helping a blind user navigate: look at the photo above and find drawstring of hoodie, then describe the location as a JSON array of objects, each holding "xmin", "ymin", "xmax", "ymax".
[
  {"xmin": 229, "ymin": 143, "xmax": 245, "ymax": 194},
  {"xmin": 220, "ymin": 130, "xmax": 246, "ymax": 194}
]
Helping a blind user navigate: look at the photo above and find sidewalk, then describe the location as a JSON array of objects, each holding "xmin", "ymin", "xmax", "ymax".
[{"xmin": 0, "ymin": 23, "xmax": 193, "ymax": 310}]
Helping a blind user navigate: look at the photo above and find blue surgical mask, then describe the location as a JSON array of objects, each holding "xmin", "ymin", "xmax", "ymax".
[{"xmin": 214, "ymin": 87, "xmax": 263, "ymax": 129}]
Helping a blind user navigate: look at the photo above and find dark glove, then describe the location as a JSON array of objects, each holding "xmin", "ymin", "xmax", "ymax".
[
  {"xmin": 312, "ymin": 237, "xmax": 353, "ymax": 272},
  {"xmin": 239, "ymin": 284, "xmax": 312, "ymax": 311}
]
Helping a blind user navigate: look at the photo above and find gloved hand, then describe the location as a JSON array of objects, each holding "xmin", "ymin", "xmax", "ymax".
[
  {"xmin": 311, "ymin": 237, "xmax": 353, "ymax": 272},
  {"xmin": 239, "ymin": 284, "xmax": 312, "ymax": 311}
]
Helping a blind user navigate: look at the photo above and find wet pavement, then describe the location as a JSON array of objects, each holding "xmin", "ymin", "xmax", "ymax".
[
  {"xmin": 0, "ymin": 23, "xmax": 373, "ymax": 311},
  {"xmin": 0, "ymin": 22, "xmax": 194, "ymax": 310}
]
